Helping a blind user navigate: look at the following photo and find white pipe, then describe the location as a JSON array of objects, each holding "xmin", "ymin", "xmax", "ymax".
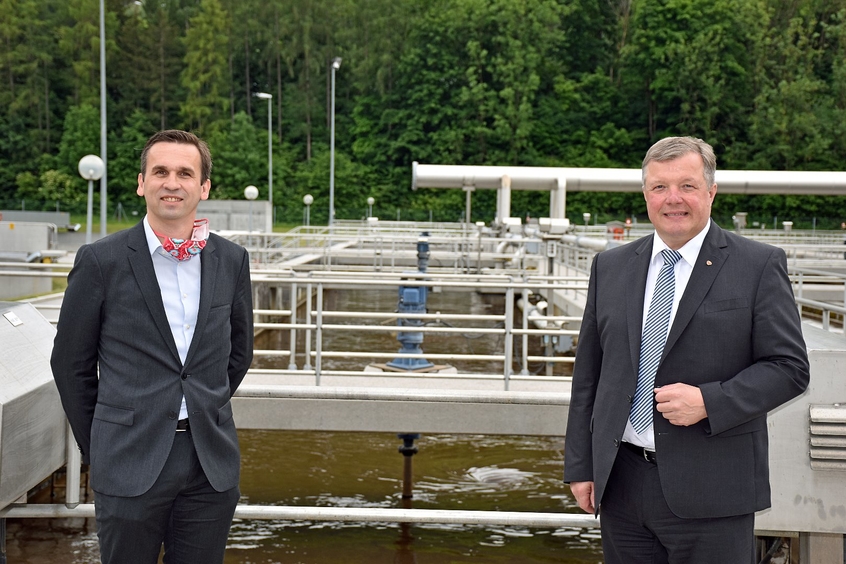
[
  {"xmin": 0, "ymin": 503, "xmax": 600, "ymax": 529},
  {"xmin": 412, "ymin": 162, "xmax": 846, "ymax": 195}
]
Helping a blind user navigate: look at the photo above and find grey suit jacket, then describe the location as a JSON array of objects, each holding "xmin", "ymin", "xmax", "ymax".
[
  {"xmin": 52, "ymin": 221, "xmax": 253, "ymax": 496},
  {"xmin": 564, "ymin": 221, "xmax": 809, "ymax": 519}
]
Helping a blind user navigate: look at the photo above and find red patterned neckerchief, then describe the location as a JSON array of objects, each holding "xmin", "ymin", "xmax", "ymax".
[{"xmin": 155, "ymin": 219, "xmax": 209, "ymax": 261}]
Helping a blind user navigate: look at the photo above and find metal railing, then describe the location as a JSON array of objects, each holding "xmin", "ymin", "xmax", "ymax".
[
  {"xmin": 250, "ymin": 270, "xmax": 585, "ymax": 388},
  {"xmin": 790, "ymin": 265, "xmax": 846, "ymax": 334},
  {"xmin": 1, "ymin": 385, "xmax": 595, "ymax": 530}
]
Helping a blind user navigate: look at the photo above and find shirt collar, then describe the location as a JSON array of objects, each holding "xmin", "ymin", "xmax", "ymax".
[
  {"xmin": 650, "ymin": 220, "xmax": 711, "ymax": 267},
  {"xmin": 142, "ymin": 215, "xmax": 163, "ymax": 257}
]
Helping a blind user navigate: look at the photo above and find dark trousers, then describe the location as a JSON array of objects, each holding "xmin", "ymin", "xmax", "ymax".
[
  {"xmin": 94, "ymin": 431, "xmax": 240, "ymax": 564},
  {"xmin": 599, "ymin": 443, "xmax": 755, "ymax": 564}
]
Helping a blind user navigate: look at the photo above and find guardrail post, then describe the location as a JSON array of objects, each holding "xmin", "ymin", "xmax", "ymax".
[
  {"xmin": 65, "ymin": 421, "xmax": 80, "ymax": 509},
  {"xmin": 504, "ymin": 285, "xmax": 514, "ymax": 390},
  {"xmin": 520, "ymin": 286, "xmax": 529, "ymax": 376},
  {"xmin": 315, "ymin": 283, "xmax": 323, "ymax": 385},
  {"xmin": 288, "ymin": 281, "xmax": 298, "ymax": 370},
  {"xmin": 303, "ymin": 282, "xmax": 313, "ymax": 371}
]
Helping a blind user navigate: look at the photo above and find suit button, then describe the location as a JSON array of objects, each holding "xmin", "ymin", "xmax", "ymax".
[
  {"xmin": 627, "ymin": 395, "xmax": 633, "ymax": 403},
  {"xmin": 181, "ymin": 373, "xmax": 188, "ymax": 380},
  {"xmin": 613, "ymin": 439, "xmax": 619, "ymax": 447}
]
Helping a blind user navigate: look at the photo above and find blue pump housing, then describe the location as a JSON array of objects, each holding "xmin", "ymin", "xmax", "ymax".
[{"xmin": 386, "ymin": 234, "xmax": 434, "ymax": 370}]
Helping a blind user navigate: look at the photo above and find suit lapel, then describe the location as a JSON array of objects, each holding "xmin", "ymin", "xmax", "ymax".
[
  {"xmin": 184, "ymin": 235, "xmax": 219, "ymax": 368},
  {"xmin": 663, "ymin": 221, "xmax": 728, "ymax": 357},
  {"xmin": 627, "ymin": 235, "xmax": 654, "ymax": 379},
  {"xmin": 127, "ymin": 222, "xmax": 182, "ymax": 364}
]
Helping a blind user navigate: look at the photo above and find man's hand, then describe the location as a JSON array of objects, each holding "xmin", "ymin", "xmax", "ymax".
[
  {"xmin": 570, "ymin": 481, "xmax": 596, "ymax": 514},
  {"xmin": 654, "ymin": 383, "xmax": 707, "ymax": 426}
]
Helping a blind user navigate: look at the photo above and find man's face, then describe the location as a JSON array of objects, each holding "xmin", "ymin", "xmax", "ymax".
[
  {"xmin": 643, "ymin": 152, "xmax": 716, "ymax": 250},
  {"xmin": 137, "ymin": 142, "xmax": 210, "ymax": 226}
]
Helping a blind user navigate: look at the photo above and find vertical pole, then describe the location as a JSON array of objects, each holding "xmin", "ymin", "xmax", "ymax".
[
  {"xmin": 315, "ymin": 283, "xmax": 323, "ymax": 385},
  {"xmin": 288, "ymin": 281, "xmax": 298, "ymax": 370},
  {"xmin": 99, "ymin": 0, "xmax": 107, "ymax": 239},
  {"xmin": 303, "ymin": 282, "xmax": 313, "ymax": 371},
  {"xmin": 504, "ymin": 285, "xmax": 514, "ymax": 390},
  {"xmin": 329, "ymin": 67, "xmax": 336, "ymax": 231},
  {"xmin": 521, "ymin": 287, "xmax": 529, "ymax": 375},
  {"xmin": 86, "ymin": 179, "xmax": 94, "ymax": 244},
  {"xmin": 267, "ymin": 97, "xmax": 273, "ymax": 215},
  {"xmin": 397, "ymin": 434, "xmax": 420, "ymax": 500},
  {"xmin": 66, "ymin": 420, "xmax": 81, "ymax": 508}
]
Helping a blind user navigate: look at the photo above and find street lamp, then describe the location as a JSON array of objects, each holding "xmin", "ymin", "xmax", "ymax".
[
  {"xmin": 367, "ymin": 196, "xmax": 374, "ymax": 218},
  {"xmin": 329, "ymin": 56, "xmax": 342, "ymax": 230},
  {"xmin": 582, "ymin": 212, "xmax": 591, "ymax": 230},
  {"xmin": 254, "ymin": 92, "xmax": 273, "ymax": 220},
  {"xmin": 244, "ymin": 185, "xmax": 258, "ymax": 248},
  {"xmin": 78, "ymin": 155, "xmax": 105, "ymax": 244},
  {"xmin": 303, "ymin": 194, "xmax": 313, "ymax": 227}
]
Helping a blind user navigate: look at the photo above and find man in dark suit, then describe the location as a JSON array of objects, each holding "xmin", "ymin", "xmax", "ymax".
[
  {"xmin": 564, "ymin": 136, "xmax": 810, "ymax": 563},
  {"xmin": 52, "ymin": 130, "xmax": 253, "ymax": 563}
]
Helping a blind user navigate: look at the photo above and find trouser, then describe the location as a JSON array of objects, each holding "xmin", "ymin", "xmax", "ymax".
[
  {"xmin": 599, "ymin": 442, "xmax": 755, "ymax": 564},
  {"xmin": 94, "ymin": 430, "xmax": 240, "ymax": 564}
]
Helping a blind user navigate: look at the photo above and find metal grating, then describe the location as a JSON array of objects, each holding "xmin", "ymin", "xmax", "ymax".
[{"xmin": 809, "ymin": 404, "xmax": 846, "ymax": 471}]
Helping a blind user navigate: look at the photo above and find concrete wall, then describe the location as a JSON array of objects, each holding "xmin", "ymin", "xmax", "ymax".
[
  {"xmin": 0, "ymin": 222, "xmax": 55, "ymax": 299},
  {"xmin": 198, "ymin": 200, "xmax": 272, "ymax": 232}
]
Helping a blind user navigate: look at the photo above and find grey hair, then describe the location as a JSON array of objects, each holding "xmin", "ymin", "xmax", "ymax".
[{"xmin": 641, "ymin": 136, "xmax": 716, "ymax": 188}]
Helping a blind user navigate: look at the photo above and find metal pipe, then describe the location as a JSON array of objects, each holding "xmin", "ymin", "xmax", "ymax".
[
  {"xmin": 0, "ymin": 503, "xmax": 600, "ymax": 529},
  {"xmin": 65, "ymin": 422, "xmax": 80, "ymax": 509},
  {"xmin": 234, "ymin": 385, "xmax": 570, "ymax": 405}
]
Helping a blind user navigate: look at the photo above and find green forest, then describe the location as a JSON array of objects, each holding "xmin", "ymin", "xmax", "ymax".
[{"xmin": 3, "ymin": 0, "xmax": 846, "ymax": 227}]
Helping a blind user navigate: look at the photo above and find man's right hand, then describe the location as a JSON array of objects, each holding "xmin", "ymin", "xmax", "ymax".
[{"xmin": 570, "ymin": 481, "xmax": 595, "ymax": 514}]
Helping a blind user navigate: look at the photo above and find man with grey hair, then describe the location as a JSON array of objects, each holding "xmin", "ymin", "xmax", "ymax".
[{"xmin": 564, "ymin": 136, "xmax": 809, "ymax": 563}]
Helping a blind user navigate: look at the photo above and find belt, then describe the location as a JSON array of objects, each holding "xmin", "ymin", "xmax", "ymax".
[
  {"xmin": 621, "ymin": 441, "xmax": 656, "ymax": 464},
  {"xmin": 176, "ymin": 418, "xmax": 190, "ymax": 432}
]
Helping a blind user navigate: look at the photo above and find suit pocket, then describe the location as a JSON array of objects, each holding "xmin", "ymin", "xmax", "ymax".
[
  {"xmin": 93, "ymin": 403, "xmax": 135, "ymax": 426},
  {"xmin": 704, "ymin": 298, "xmax": 748, "ymax": 314},
  {"xmin": 712, "ymin": 416, "xmax": 765, "ymax": 437},
  {"xmin": 218, "ymin": 401, "xmax": 234, "ymax": 426}
]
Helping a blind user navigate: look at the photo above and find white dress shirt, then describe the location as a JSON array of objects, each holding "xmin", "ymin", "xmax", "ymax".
[
  {"xmin": 622, "ymin": 221, "xmax": 710, "ymax": 450},
  {"xmin": 142, "ymin": 216, "xmax": 202, "ymax": 420}
]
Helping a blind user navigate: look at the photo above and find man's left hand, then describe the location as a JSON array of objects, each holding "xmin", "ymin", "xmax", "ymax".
[{"xmin": 654, "ymin": 383, "xmax": 707, "ymax": 426}]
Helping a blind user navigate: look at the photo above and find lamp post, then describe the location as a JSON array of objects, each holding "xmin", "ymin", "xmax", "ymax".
[
  {"xmin": 254, "ymin": 92, "xmax": 273, "ymax": 221},
  {"xmin": 329, "ymin": 57, "xmax": 342, "ymax": 230},
  {"xmin": 99, "ymin": 0, "xmax": 107, "ymax": 238},
  {"xmin": 582, "ymin": 212, "xmax": 591, "ymax": 231},
  {"xmin": 367, "ymin": 196, "xmax": 374, "ymax": 218},
  {"xmin": 78, "ymin": 155, "xmax": 105, "ymax": 245},
  {"xmin": 303, "ymin": 194, "xmax": 313, "ymax": 227},
  {"xmin": 245, "ymin": 185, "xmax": 258, "ymax": 250}
]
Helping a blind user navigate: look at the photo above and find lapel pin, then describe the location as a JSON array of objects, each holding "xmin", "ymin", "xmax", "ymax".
[{"xmin": 706, "ymin": 260, "xmax": 713, "ymax": 266}]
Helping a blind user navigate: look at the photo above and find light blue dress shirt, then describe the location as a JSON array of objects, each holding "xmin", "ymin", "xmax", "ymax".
[{"xmin": 142, "ymin": 216, "xmax": 202, "ymax": 420}]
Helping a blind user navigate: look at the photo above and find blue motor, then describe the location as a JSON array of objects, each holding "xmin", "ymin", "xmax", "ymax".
[{"xmin": 386, "ymin": 233, "xmax": 434, "ymax": 370}]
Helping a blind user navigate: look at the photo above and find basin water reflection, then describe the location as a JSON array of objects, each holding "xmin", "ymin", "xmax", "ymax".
[
  {"xmin": 228, "ymin": 430, "xmax": 602, "ymax": 563},
  {"xmin": 6, "ymin": 431, "xmax": 603, "ymax": 563}
]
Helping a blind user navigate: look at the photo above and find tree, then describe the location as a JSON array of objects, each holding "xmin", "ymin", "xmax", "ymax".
[{"xmin": 180, "ymin": 0, "xmax": 230, "ymax": 133}]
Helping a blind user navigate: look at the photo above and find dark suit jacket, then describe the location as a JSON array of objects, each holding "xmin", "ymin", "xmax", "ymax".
[
  {"xmin": 564, "ymin": 221, "xmax": 809, "ymax": 519},
  {"xmin": 51, "ymin": 221, "xmax": 253, "ymax": 497}
]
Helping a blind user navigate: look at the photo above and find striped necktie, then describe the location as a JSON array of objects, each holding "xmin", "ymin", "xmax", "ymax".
[{"xmin": 630, "ymin": 248, "xmax": 683, "ymax": 434}]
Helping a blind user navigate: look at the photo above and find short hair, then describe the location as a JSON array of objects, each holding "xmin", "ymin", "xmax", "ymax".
[
  {"xmin": 642, "ymin": 136, "xmax": 716, "ymax": 188},
  {"xmin": 139, "ymin": 130, "xmax": 212, "ymax": 183}
]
